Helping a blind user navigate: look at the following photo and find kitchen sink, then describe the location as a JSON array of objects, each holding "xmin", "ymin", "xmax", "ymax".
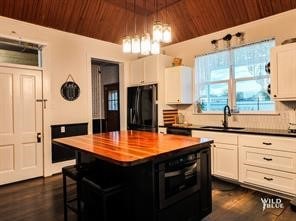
[{"xmin": 200, "ymin": 126, "xmax": 245, "ymax": 131}]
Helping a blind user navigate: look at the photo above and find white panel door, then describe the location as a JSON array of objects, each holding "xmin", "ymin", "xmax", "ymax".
[{"xmin": 0, "ymin": 66, "xmax": 43, "ymax": 185}]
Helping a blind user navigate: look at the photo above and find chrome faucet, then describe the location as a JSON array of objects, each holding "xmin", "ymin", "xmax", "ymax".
[{"xmin": 222, "ymin": 105, "xmax": 231, "ymax": 128}]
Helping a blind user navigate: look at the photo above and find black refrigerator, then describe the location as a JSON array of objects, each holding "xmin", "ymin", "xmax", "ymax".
[{"xmin": 127, "ymin": 84, "xmax": 157, "ymax": 132}]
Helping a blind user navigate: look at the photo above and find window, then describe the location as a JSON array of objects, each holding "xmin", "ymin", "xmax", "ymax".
[
  {"xmin": 0, "ymin": 37, "xmax": 42, "ymax": 67},
  {"xmin": 195, "ymin": 39, "xmax": 275, "ymax": 113},
  {"xmin": 108, "ymin": 90, "xmax": 118, "ymax": 111}
]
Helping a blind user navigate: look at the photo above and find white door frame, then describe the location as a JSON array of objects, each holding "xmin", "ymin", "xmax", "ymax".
[{"xmin": 86, "ymin": 53, "xmax": 128, "ymax": 134}]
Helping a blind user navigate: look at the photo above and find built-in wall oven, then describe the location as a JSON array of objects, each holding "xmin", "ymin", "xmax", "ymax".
[{"xmin": 158, "ymin": 152, "xmax": 201, "ymax": 209}]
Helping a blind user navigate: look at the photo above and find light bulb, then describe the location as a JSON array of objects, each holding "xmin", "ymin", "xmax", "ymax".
[
  {"xmin": 162, "ymin": 24, "xmax": 172, "ymax": 43},
  {"xmin": 131, "ymin": 35, "xmax": 140, "ymax": 54},
  {"xmin": 153, "ymin": 21, "xmax": 162, "ymax": 42},
  {"xmin": 141, "ymin": 33, "xmax": 151, "ymax": 55},
  {"xmin": 122, "ymin": 36, "xmax": 131, "ymax": 53},
  {"xmin": 151, "ymin": 40, "xmax": 160, "ymax": 55}
]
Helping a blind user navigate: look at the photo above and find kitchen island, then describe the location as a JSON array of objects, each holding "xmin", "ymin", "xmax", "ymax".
[{"xmin": 53, "ymin": 131, "xmax": 213, "ymax": 221}]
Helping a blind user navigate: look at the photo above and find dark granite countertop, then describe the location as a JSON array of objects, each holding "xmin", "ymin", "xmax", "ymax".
[{"xmin": 159, "ymin": 124, "xmax": 296, "ymax": 138}]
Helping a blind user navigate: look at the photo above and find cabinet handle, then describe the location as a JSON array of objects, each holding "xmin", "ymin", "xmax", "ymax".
[
  {"xmin": 264, "ymin": 177, "xmax": 273, "ymax": 181},
  {"xmin": 212, "ymin": 144, "xmax": 216, "ymax": 147},
  {"xmin": 262, "ymin": 142, "xmax": 272, "ymax": 145},
  {"xmin": 263, "ymin": 157, "xmax": 273, "ymax": 161},
  {"xmin": 273, "ymin": 95, "xmax": 277, "ymax": 98}
]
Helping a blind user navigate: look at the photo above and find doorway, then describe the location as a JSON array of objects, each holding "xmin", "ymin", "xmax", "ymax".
[
  {"xmin": 0, "ymin": 66, "xmax": 43, "ymax": 185},
  {"xmin": 104, "ymin": 83, "xmax": 120, "ymax": 132},
  {"xmin": 91, "ymin": 59, "xmax": 120, "ymax": 133}
]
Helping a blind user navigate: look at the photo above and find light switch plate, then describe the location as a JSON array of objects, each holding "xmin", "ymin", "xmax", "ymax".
[{"xmin": 60, "ymin": 126, "xmax": 65, "ymax": 133}]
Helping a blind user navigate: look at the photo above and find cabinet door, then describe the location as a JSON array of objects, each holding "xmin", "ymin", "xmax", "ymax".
[
  {"xmin": 130, "ymin": 59, "xmax": 144, "ymax": 85},
  {"xmin": 144, "ymin": 55, "xmax": 158, "ymax": 83},
  {"xmin": 213, "ymin": 143, "xmax": 238, "ymax": 180},
  {"xmin": 165, "ymin": 69, "xmax": 180, "ymax": 104},
  {"xmin": 180, "ymin": 67, "xmax": 193, "ymax": 104},
  {"xmin": 271, "ymin": 46, "xmax": 296, "ymax": 100}
]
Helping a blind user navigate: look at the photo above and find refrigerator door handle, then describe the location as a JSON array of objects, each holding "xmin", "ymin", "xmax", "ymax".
[
  {"xmin": 152, "ymin": 85, "xmax": 157, "ymax": 127},
  {"xmin": 135, "ymin": 87, "xmax": 140, "ymax": 124},
  {"xmin": 129, "ymin": 108, "xmax": 134, "ymax": 124}
]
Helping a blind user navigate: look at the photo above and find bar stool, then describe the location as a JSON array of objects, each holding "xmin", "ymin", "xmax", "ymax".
[
  {"xmin": 62, "ymin": 164, "xmax": 90, "ymax": 221},
  {"xmin": 81, "ymin": 176, "xmax": 127, "ymax": 221}
]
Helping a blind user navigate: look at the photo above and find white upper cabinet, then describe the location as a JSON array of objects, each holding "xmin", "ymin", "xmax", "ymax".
[
  {"xmin": 128, "ymin": 55, "xmax": 171, "ymax": 86},
  {"xmin": 271, "ymin": 43, "xmax": 296, "ymax": 100},
  {"xmin": 129, "ymin": 58, "xmax": 145, "ymax": 85},
  {"xmin": 144, "ymin": 55, "xmax": 158, "ymax": 83},
  {"xmin": 165, "ymin": 66, "xmax": 192, "ymax": 104}
]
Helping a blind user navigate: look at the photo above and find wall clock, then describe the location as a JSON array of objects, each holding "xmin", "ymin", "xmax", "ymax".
[{"xmin": 60, "ymin": 74, "xmax": 80, "ymax": 101}]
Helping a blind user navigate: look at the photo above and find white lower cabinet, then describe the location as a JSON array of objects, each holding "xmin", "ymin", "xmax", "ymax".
[
  {"xmin": 158, "ymin": 127, "xmax": 167, "ymax": 134},
  {"xmin": 239, "ymin": 134, "xmax": 296, "ymax": 195},
  {"xmin": 192, "ymin": 130, "xmax": 238, "ymax": 181},
  {"xmin": 240, "ymin": 165, "xmax": 296, "ymax": 194},
  {"xmin": 192, "ymin": 130, "xmax": 296, "ymax": 196},
  {"xmin": 213, "ymin": 143, "xmax": 238, "ymax": 180}
]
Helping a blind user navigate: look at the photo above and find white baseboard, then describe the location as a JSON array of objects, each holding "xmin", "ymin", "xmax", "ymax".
[{"xmin": 51, "ymin": 160, "xmax": 76, "ymax": 175}]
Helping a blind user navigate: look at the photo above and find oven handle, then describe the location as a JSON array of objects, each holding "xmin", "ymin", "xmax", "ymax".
[{"xmin": 164, "ymin": 163, "xmax": 197, "ymax": 178}]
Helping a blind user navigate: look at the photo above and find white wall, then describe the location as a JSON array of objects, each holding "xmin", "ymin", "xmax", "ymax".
[
  {"xmin": 163, "ymin": 9, "xmax": 296, "ymax": 130},
  {"xmin": 0, "ymin": 16, "xmax": 134, "ymax": 176}
]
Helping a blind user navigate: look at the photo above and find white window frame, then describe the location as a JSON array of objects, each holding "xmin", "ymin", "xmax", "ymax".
[{"xmin": 195, "ymin": 39, "xmax": 276, "ymax": 115}]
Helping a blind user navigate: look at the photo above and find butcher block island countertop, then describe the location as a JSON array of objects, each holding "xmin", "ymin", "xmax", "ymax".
[{"xmin": 53, "ymin": 130, "xmax": 212, "ymax": 166}]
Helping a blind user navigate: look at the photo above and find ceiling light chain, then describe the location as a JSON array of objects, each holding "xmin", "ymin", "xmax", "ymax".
[
  {"xmin": 131, "ymin": 0, "xmax": 140, "ymax": 53},
  {"xmin": 122, "ymin": 0, "xmax": 131, "ymax": 53}
]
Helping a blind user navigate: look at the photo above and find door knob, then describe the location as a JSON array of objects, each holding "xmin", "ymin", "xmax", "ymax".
[
  {"xmin": 36, "ymin": 99, "xmax": 48, "ymax": 109},
  {"xmin": 37, "ymin": 132, "xmax": 42, "ymax": 143}
]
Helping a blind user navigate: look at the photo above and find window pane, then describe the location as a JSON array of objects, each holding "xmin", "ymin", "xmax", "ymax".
[
  {"xmin": 233, "ymin": 40, "xmax": 275, "ymax": 79},
  {"xmin": 236, "ymin": 78, "xmax": 274, "ymax": 111},
  {"xmin": 197, "ymin": 50, "xmax": 230, "ymax": 83},
  {"xmin": 112, "ymin": 101, "xmax": 116, "ymax": 110},
  {"xmin": 0, "ymin": 38, "xmax": 41, "ymax": 67},
  {"xmin": 200, "ymin": 82, "xmax": 228, "ymax": 111},
  {"xmin": 108, "ymin": 101, "xmax": 112, "ymax": 110}
]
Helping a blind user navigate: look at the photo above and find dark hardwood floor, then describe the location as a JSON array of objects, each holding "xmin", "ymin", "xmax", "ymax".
[{"xmin": 0, "ymin": 175, "xmax": 295, "ymax": 221}]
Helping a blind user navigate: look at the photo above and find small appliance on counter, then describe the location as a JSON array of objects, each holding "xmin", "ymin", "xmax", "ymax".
[{"xmin": 288, "ymin": 109, "xmax": 296, "ymax": 133}]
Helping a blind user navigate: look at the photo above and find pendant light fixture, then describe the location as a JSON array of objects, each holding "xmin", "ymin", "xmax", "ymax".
[
  {"xmin": 162, "ymin": 0, "xmax": 172, "ymax": 43},
  {"xmin": 141, "ymin": 0, "xmax": 151, "ymax": 55},
  {"xmin": 152, "ymin": 0, "xmax": 162, "ymax": 42},
  {"xmin": 122, "ymin": 0, "xmax": 131, "ymax": 53},
  {"xmin": 131, "ymin": 0, "xmax": 140, "ymax": 53}
]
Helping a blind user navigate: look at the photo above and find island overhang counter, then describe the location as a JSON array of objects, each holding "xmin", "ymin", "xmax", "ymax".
[{"xmin": 53, "ymin": 130, "xmax": 213, "ymax": 221}]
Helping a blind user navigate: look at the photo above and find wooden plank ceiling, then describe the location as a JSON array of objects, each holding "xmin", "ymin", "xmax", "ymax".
[{"xmin": 0, "ymin": 0, "xmax": 295, "ymax": 45}]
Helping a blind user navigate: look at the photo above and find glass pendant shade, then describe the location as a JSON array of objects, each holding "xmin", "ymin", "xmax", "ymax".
[
  {"xmin": 141, "ymin": 33, "xmax": 151, "ymax": 55},
  {"xmin": 162, "ymin": 24, "xmax": 172, "ymax": 43},
  {"xmin": 131, "ymin": 35, "xmax": 141, "ymax": 54},
  {"xmin": 122, "ymin": 36, "xmax": 131, "ymax": 53},
  {"xmin": 151, "ymin": 40, "xmax": 160, "ymax": 55},
  {"xmin": 153, "ymin": 21, "xmax": 163, "ymax": 42}
]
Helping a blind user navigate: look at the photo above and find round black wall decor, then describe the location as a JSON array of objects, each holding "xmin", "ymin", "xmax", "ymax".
[{"xmin": 60, "ymin": 75, "xmax": 80, "ymax": 101}]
